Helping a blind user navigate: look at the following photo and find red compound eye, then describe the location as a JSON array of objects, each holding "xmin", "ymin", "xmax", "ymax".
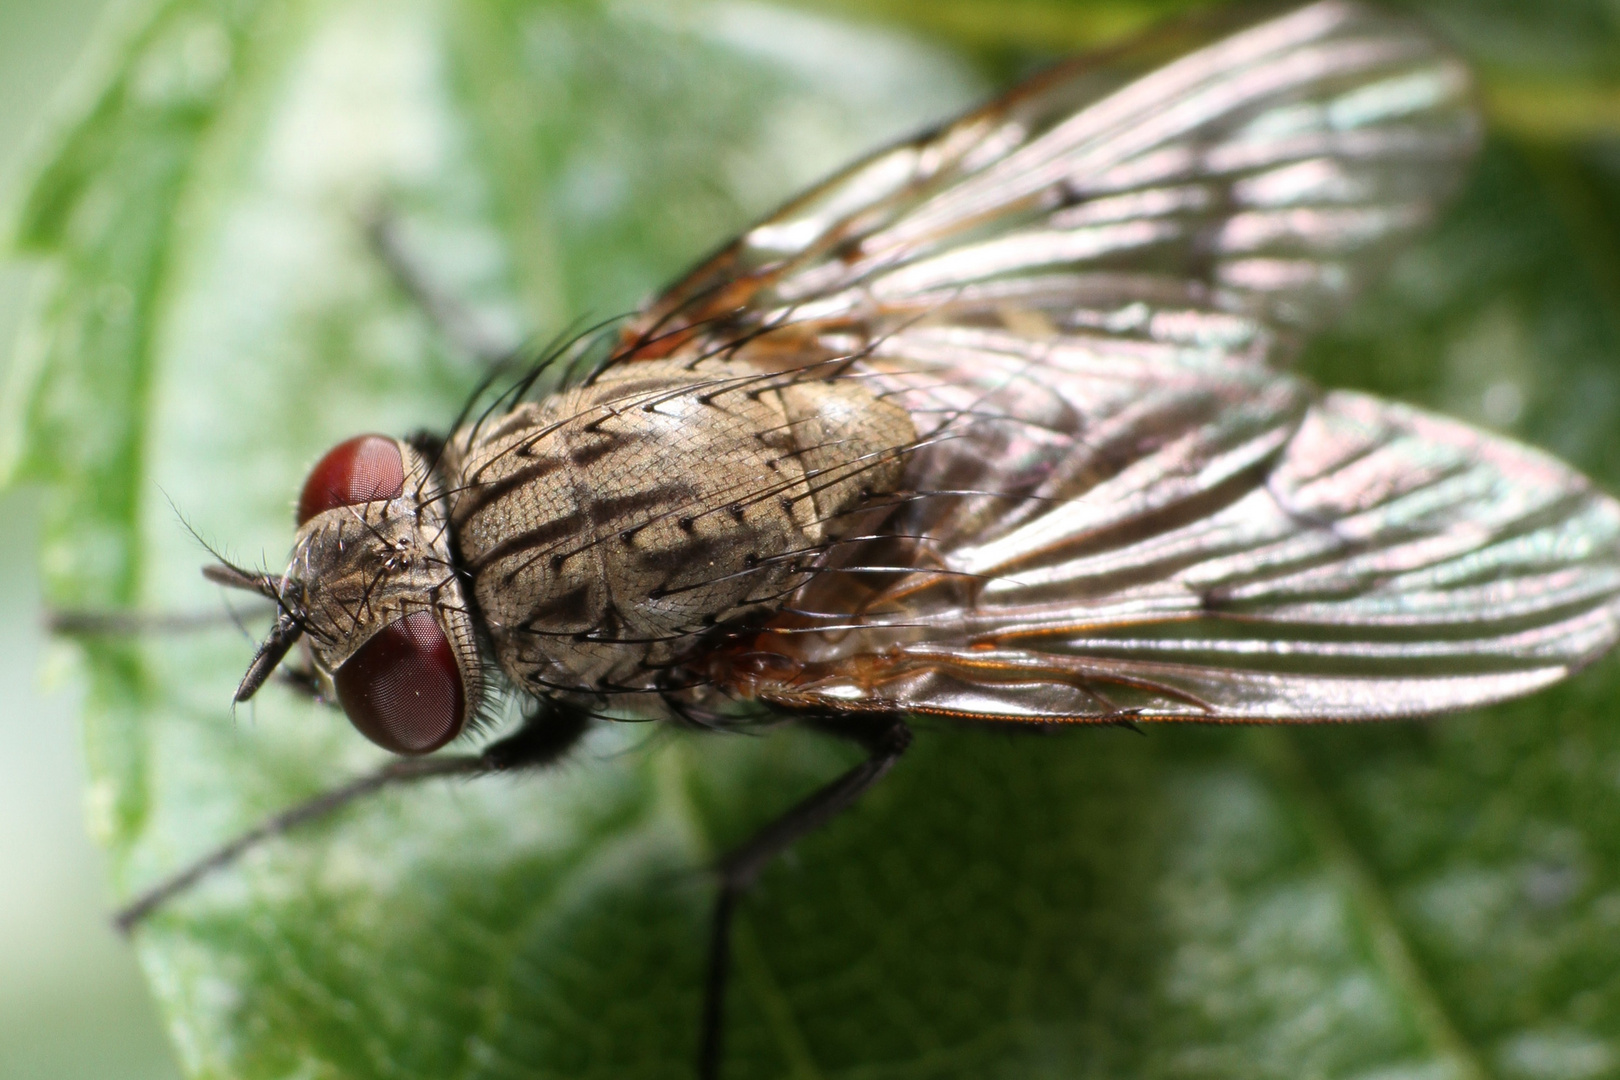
[
  {"xmin": 297, "ymin": 434, "xmax": 406, "ymax": 525},
  {"xmin": 335, "ymin": 611, "xmax": 465, "ymax": 755}
]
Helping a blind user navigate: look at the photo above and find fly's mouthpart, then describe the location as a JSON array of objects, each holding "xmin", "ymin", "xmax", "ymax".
[{"xmin": 235, "ymin": 612, "xmax": 305, "ymax": 703}]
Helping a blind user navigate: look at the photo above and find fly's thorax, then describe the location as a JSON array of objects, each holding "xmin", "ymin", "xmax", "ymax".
[
  {"xmin": 285, "ymin": 439, "xmax": 484, "ymax": 721},
  {"xmin": 441, "ymin": 358, "xmax": 915, "ymax": 700}
]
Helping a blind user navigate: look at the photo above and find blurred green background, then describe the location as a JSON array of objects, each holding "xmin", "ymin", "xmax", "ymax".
[{"xmin": 0, "ymin": 2, "xmax": 180, "ymax": 1078}]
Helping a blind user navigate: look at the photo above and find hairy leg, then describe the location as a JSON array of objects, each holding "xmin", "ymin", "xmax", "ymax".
[
  {"xmin": 46, "ymin": 605, "xmax": 275, "ymax": 635},
  {"xmin": 365, "ymin": 208, "xmax": 523, "ymax": 366},
  {"xmin": 49, "ymin": 597, "xmax": 334, "ymax": 704},
  {"xmin": 114, "ymin": 700, "xmax": 593, "ymax": 933},
  {"xmin": 700, "ymin": 715, "xmax": 912, "ymax": 1080}
]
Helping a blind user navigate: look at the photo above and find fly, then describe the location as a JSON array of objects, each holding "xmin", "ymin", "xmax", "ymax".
[{"xmin": 114, "ymin": 3, "xmax": 1620, "ymax": 1078}]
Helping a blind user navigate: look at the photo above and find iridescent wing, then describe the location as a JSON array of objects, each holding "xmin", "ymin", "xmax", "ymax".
[
  {"xmin": 620, "ymin": 0, "xmax": 1481, "ymax": 362},
  {"xmin": 713, "ymin": 321, "xmax": 1620, "ymax": 721},
  {"xmin": 627, "ymin": 1, "xmax": 1620, "ymax": 722}
]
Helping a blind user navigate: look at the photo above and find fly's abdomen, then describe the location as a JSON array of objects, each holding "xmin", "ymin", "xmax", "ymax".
[{"xmin": 444, "ymin": 358, "xmax": 915, "ymax": 699}]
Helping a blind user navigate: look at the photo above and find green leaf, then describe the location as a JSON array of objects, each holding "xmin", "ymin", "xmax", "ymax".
[{"xmin": 9, "ymin": 0, "xmax": 1620, "ymax": 1078}]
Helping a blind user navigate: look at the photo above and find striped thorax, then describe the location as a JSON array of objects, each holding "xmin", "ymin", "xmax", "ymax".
[{"xmin": 441, "ymin": 357, "xmax": 916, "ymax": 706}]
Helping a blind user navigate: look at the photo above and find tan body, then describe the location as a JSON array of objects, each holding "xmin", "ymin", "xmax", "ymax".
[
  {"xmin": 267, "ymin": 0, "xmax": 1581, "ymax": 743},
  {"xmin": 439, "ymin": 358, "xmax": 915, "ymax": 706}
]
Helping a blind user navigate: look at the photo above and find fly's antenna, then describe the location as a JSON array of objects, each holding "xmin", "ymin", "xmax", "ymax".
[
  {"xmin": 171, "ymin": 484, "xmax": 327, "ymax": 704},
  {"xmin": 168, "ymin": 491, "xmax": 317, "ymax": 640}
]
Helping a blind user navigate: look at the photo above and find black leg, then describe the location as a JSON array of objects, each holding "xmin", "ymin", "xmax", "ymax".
[
  {"xmin": 46, "ymin": 605, "xmax": 276, "ymax": 635},
  {"xmin": 699, "ymin": 715, "xmax": 912, "ymax": 1080},
  {"xmin": 49, "ymin": 598, "xmax": 335, "ymax": 705},
  {"xmin": 479, "ymin": 700, "xmax": 593, "ymax": 771},
  {"xmin": 365, "ymin": 207, "xmax": 522, "ymax": 366},
  {"xmin": 113, "ymin": 699, "xmax": 592, "ymax": 933},
  {"xmin": 271, "ymin": 660, "xmax": 329, "ymax": 705}
]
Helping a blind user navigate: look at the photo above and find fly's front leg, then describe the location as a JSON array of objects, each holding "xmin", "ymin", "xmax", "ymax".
[
  {"xmin": 478, "ymin": 698, "xmax": 594, "ymax": 771},
  {"xmin": 46, "ymin": 605, "xmax": 274, "ymax": 635},
  {"xmin": 47, "ymin": 598, "xmax": 331, "ymax": 702},
  {"xmin": 700, "ymin": 714, "xmax": 912, "ymax": 1080},
  {"xmin": 272, "ymin": 659, "xmax": 328, "ymax": 704},
  {"xmin": 114, "ymin": 699, "xmax": 592, "ymax": 933}
]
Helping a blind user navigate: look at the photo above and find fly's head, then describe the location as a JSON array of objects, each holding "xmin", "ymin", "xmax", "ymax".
[{"xmin": 214, "ymin": 434, "xmax": 485, "ymax": 756}]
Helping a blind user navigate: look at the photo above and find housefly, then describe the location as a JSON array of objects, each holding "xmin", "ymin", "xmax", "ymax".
[{"xmin": 117, "ymin": 3, "xmax": 1620, "ymax": 1077}]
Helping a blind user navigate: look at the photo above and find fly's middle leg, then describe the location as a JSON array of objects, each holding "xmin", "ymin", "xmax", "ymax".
[{"xmin": 700, "ymin": 714, "xmax": 912, "ymax": 1080}]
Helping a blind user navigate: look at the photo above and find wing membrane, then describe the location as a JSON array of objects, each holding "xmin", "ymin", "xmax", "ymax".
[
  {"xmin": 620, "ymin": 2, "xmax": 1620, "ymax": 723},
  {"xmin": 723, "ymin": 336, "xmax": 1620, "ymax": 721},
  {"xmin": 621, "ymin": 0, "xmax": 1480, "ymax": 363}
]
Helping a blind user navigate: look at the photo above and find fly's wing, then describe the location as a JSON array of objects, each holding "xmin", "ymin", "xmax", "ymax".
[
  {"xmin": 711, "ymin": 321, "xmax": 1620, "ymax": 721},
  {"xmin": 619, "ymin": 0, "xmax": 1481, "ymax": 364},
  {"xmin": 631, "ymin": 0, "xmax": 1620, "ymax": 723}
]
